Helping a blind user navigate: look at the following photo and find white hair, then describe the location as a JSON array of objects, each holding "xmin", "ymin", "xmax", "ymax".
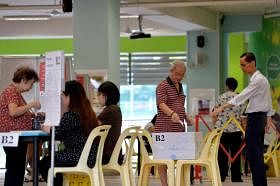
[{"xmin": 170, "ymin": 60, "xmax": 186, "ymax": 71}]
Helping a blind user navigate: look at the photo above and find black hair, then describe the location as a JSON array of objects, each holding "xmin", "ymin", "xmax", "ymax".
[
  {"xmin": 98, "ymin": 81, "xmax": 120, "ymax": 106},
  {"xmin": 226, "ymin": 77, "xmax": 238, "ymax": 91},
  {"xmin": 240, "ymin": 52, "xmax": 257, "ymax": 65},
  {"xmin": 64, "ymin": 80, "xmax": 99, "ymax": 136}
]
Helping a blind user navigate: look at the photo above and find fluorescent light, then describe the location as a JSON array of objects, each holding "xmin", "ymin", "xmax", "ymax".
[
  {"xmin": 120, "ymin": 15, "xmax": 138, "ymax": 19},
  {"xmin": 3, "ymin": 15, "xmax": 51, "ymax": 21}
]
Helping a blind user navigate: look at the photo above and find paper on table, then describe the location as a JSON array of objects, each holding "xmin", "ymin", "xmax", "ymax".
[{"xmin": 179, "ymin": 120, "xmax": 184, "ymax": 127}]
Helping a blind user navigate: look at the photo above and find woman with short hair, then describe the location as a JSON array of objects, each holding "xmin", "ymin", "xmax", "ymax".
[
  {"xmin": 97, "ymin": 81, "xmax": 122, "ymax": 164},
  {"xmin": 0, "ymin": 66, "xmax": 41, "ymax": 186}
]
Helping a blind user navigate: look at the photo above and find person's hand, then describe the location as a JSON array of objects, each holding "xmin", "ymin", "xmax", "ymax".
[
  {"xmin": 30, "ymin": 101, "xmax": 41, "ymax": 110},
  {"xmin": 210, "ymin": 108, "xmax": 218, "ymax": 124},
  {"xmin": 211, "ymin": 107, "xmax": 222, "ymax": 118},
  {"xmin": 171, "ymin": 112, "xmax": 181, "ymax": 123},
  {"xmin": 266, "ymin": 116, "xmax": 273, "ymax": 131},
  {"xmin": 185, "ymin": 113, "xmax": 195, "ymax": 125},
  {"xmin": 41, "ymin": 124, "xmax": 51, "ymax": 133}
]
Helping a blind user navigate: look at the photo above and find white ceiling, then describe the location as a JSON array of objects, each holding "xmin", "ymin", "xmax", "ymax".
[{"xmin": 0, "ymin": 0, "xmax": 278, "ymax": 38}]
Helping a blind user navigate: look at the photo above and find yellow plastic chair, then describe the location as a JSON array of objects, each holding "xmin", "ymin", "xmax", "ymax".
[
  {"xmin": 176, "ymin": 129, "xmax": 223, "ymax": 186},
  {"xmin": 137, "ymin": 129, "xmax": 175, "ymax": 186},
  {"xmin": 264, "ymin": 133, "xmax": 280, "ymax": 177},
  {"xmin": 47, "ymin": 125, "xmax": 111, "ymax": 186},
  {"xmin": 102, "ymin": 126, "xmax": 140, "ymax": 186}
]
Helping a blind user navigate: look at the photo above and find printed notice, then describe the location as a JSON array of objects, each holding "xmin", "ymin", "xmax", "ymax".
[{"xmin": 44, "ymin": 51, "xmax": 65, "ymax": 126}]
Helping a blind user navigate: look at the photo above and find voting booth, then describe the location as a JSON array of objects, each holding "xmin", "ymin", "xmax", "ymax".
[{"xmin": 152, "ymin": 132, "xmax": 202, "ymax": 160}]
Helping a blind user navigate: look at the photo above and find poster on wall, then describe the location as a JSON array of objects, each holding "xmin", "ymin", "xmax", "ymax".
[
  {"xmin": 189, "ymin": 88, "xmax": 215, "ymax": 116},
  {"xmin": 249, "ymin": 18, "xmax": 280, "ymax": 114},
  {"xmin": 39, "ymin": 60, "xmax": 46, "ymax": 94},
  {"xmin": 44, "ymin": 51, "xmax": 65, "ymax": 126},
  {"xmin": 267, "ymin": 55, "xmax": 280, "ymax": 114}
]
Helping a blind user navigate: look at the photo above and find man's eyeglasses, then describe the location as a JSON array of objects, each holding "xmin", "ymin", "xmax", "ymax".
[{"xmin": 240, "ymin": 62, "xmax": 250, "ymax": 68}]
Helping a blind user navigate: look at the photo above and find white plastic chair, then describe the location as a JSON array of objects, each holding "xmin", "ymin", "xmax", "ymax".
[
  {"xmin": 47, "ymin": 125, "xmax": 111, "ymax": 186},
  {"xmin": 264, "ymin": 133, "xmax": 280, "ymax": 177},
  {"xmin": 102, "ymin": 126, "xmax": 140, "ymax": 186},
  {"xmin": 176, "ymin": 129, "xmax": 223, "ymax": 186},
  {"xmin": 137, "ymin": 129, "xmax": 175, "ymax": 186}
]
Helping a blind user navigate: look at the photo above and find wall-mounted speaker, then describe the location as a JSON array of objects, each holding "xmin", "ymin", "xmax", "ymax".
[
  {"xmin": 197, "ymin": 35, "xmax": 205, "ymax": 48},
  {"xmin": 63, "ymin": 0, "xmax": 72, "ymax": 13}
]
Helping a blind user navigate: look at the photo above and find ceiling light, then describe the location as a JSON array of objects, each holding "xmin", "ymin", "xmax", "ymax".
[
  {"xmin": 3, "ymin": 15, "xmax": 51, "ymax": 21},
  {"xmin": 120, "ymin": 15, "xmax": 138, "ymax": 19}
]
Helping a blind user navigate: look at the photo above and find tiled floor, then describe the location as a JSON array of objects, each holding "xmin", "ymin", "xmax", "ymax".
[
  {"xmin": 0, "ymin": 174, "xmax": 280, "ymax": 186},
  {"xmin": 21, "ymin": 176, "xmax": 280, "ymax": 186}
]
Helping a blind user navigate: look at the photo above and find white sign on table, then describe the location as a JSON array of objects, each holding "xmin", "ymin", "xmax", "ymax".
[
  {"xmin": 152, "ymin": 132, "xmax": 202, "ymax": 160},
  {"xmin": 44, "ymin": 51, "xmax": 65, "ymax": 126},
  {"xmin": 0, "ymin": 133, "xmax": 19, "ymax": 147}
]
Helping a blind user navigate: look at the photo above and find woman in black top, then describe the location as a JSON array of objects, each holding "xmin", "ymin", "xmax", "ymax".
[{"xmin": 39, "ymin": 80, "xmax": 99, "ymax": 185}]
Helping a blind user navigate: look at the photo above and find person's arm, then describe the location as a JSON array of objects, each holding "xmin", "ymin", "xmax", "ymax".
[
  {"xmin": 214, "ymin": 80, "xmax": 260, "ymax": 117},
  {"xmin": 8, "ymin": 101, "xmax": 41, "ymax": 117},
  {"xmin": 210, "ymin": 94, "xmax": 223, "ymax": 125},
  {"xmin": 212, "ymin": 102, "xmax": 234, "ymax": 117},
  {"xmin": 158, "ymin": 102, "xmax": 180, "ymax": 123},
  {"xmin": 210, "ymin": 108, "xmax": 218, "ymax": 124}
]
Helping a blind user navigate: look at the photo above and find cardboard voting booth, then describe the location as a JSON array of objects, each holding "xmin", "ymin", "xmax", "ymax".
[{"xmin": 152, "ymin": 132, "xmax": 202, "ymax": 160}]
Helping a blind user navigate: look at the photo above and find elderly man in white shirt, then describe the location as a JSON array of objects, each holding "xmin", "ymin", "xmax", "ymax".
[{"xmin": 213, "ymin": 52, "xmax": 274, "ymax": 186}]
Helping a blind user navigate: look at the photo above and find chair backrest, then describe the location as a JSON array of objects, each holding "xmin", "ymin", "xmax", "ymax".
[
  {"xmin": 199, "ymin": 129, "xmax": 222, "ymax": 161},
  {"xmin": 264, "ymin": 132, "xmax": 279, "ymax": 163},
  {"xmin": 137, "ymin": 129, "xmax": 154, "ymax": 160},
  {"xmin": 77, "ymin": 125, "xmax": 111, "ymax": 168},
  {"xmin": 108, "ymin": 126, "xmax": 140, "ymax": 165},
  {"xmin": 266, "ymin": 132, "xmax": 278, "ymax": 154}
]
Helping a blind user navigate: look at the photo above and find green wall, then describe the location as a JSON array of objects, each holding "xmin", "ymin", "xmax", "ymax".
[
  {"xmin": 228, "ymin": 33, "xmax": 246, "ymax": 93},
  {"xmin": 249, "ymin": 17, "xmax": 280, "ymax": 112},
  {"xmin": 0, "ymin": 35, "xmax": 186, "ymax": 55},
  {"xmin": 0, "ymin": 39, "xmax": 73, "ymax": 55}
]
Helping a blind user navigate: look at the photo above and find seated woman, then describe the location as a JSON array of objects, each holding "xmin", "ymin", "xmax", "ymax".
[
  {"xmin": 39, "ymin": 80, "xmax": 99, "ymax": 186},
  {"xmin": 96, "ymin": 81, "xmax": 122, "ymax": 164}
]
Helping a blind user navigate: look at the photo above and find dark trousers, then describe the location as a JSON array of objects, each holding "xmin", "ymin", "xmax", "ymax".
[
  {"xmin": 3, "ymin": 139, "xmax": 28, "ymax": 186},
  {"xmin": 39, "ymin": 155, "xmax": 76, "ymax": 186},
  {"xmin": 246, "ymin": 112, "xmax": 267, "ymax": 186},
  {"xmin": 218, "ymin": 131, "xmax": 243, "ymax": 181}
]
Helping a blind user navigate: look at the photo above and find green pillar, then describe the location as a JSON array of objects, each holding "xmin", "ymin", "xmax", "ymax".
[{"xmin": 73, "ymin": 0, "xmax": 120, "ymax": 85}]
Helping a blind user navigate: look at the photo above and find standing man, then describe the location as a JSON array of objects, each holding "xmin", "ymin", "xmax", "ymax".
[
  {"xmin": 213, "ymin": 52, "xmax": 274, "ymax": 186},
  {"xmin": 154, "ymin": 60, "xmax": 193, "ymax": 186}
]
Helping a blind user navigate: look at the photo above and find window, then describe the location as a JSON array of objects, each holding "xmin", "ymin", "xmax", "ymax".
[{"xmin": 120, "ymin": 52, "xmax": 187, "ymax": 126}]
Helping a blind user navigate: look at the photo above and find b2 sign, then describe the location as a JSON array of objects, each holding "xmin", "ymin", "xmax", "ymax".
[
  {"xmin": 0, "ymin": 133, "xmax": 19, "ymax": 147},
  {"xmin": 152, "ymin": 132, "xmax": 202, "ymax": 160}
]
